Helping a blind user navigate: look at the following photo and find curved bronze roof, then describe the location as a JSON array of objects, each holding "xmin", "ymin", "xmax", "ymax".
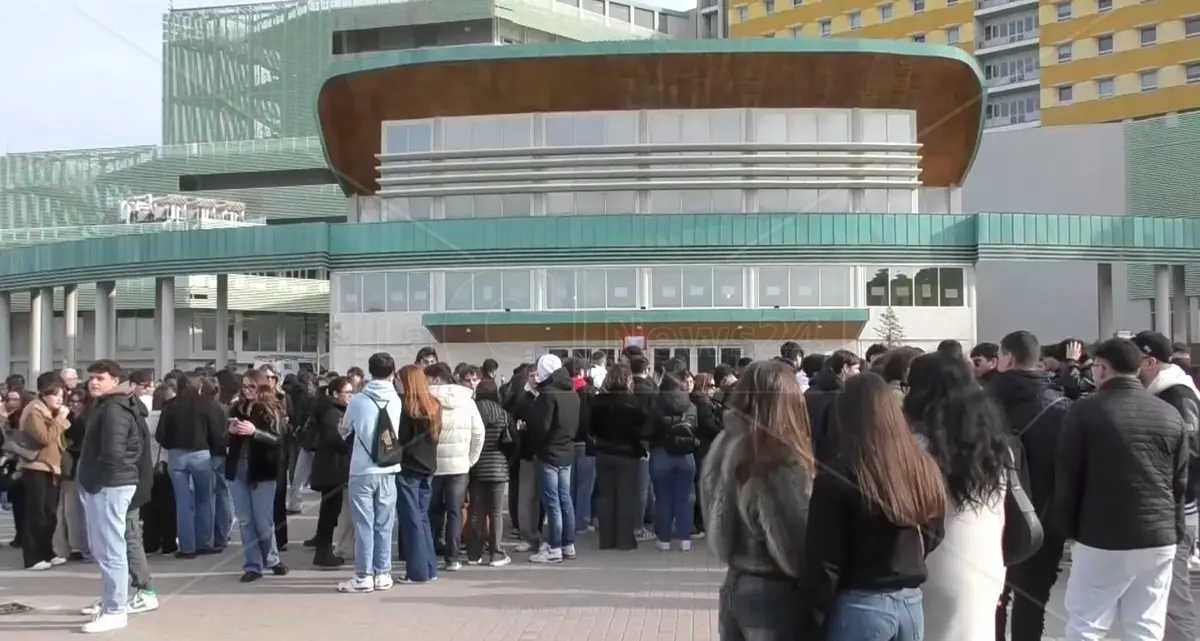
[{"xmin": 316, "ymin": 39, "xmax": 986, "ymax": 196}]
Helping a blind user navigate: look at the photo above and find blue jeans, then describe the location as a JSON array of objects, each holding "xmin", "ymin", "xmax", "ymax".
[
  {"xmin": 571, "ymin": 443, "xmax": 596, "ymax": 532},
  {"xmin": 168, "ymin": 449, "xmax": 215, "ymax": 553},
  {"xmin": 348, "ymin": 473, "xmax": 397, "ymax": 578},
  {"xmin": 81, "ymin": 485, "xmax": 136, "ymax": 615},
  {"xmin": 536, "ymin": 461, "xmax": 575, "ymax": 550},
  {"xmin": 826, "ymin": 588, "xmax": 924, "ymax": 641},
  {"xmin": 650, "ymin": 449, "xmax": 696, "ymax": 543},
  {"xmin": 229, "ymin": 463, "xmax": 279, "ymax": 574},
  {"xmin": 395, "ymin": 471, "xmax": 437, "ymax": 582},
  {"xmin": 211, "ymin": 455, "xmax": 233, "ymax": 548},
  {"xmin": 430, "ymin": 473, "xmax": 468, "ymax": 563}
]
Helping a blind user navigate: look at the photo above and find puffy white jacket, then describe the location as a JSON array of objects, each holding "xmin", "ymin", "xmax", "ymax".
[{"xmin": 429, "ymin": 384, "xmax": 485, "ymax": 476}]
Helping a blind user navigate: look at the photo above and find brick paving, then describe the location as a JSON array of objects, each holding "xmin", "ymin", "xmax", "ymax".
[{"xmin": 0, "ymin": 505, "xmax": 1173, "ymax": 640}]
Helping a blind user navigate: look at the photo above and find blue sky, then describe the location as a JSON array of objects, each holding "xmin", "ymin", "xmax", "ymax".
[{"xmin": 0, "ymin": 0, "xmax": 695, "ymax": 154}]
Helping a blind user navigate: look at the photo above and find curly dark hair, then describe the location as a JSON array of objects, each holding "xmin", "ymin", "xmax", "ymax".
[{"xmin": 902, "ymin": 352, "xmax": 1009, "ymax": 510}]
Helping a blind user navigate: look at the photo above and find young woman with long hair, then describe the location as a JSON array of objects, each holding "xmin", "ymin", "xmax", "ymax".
[
  {"xmin": 802, "ymin": 372, "xmax": 947, "ymax": 640},
  {"xmin": 226, "ymin": 368, "xmax": 289, "ymax": 583},
  {"xmin": 19, "ymin": 372, "xmax": 71, "ymax": 570},
  {"xmin": 702, "ymin": 360, "xmax": 815, "ymax": 641},
  {"xmin": 903, "ymin": 352, "xmax": 1010, "ymax": 641},
  {"xmin": 157, "ymin": 372, "xmax": 226, "ymax": 558},
  {"xmin": 466, "ymin": 378, "xmax": 513, "ymax": 567},
  {"xmin": 393, "ymin": 364, "xmax": 442, "ymax": 583},
  {"xmin": 307, "ymin": 377, "xmax": 353, "ymax": 568},
  {"xmin": 589, "ymin": 363, "xmax": 651, "ymax": 550}
]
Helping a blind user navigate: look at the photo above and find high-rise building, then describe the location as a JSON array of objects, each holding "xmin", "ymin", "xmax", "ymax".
[{"xmin": 728, "ymin": 0, "xmax": 1200, "ymax": 130}]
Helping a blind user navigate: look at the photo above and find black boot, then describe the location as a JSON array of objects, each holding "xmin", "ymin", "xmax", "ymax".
[{"xmin": 312, "ymin": 545, "xmax": 344, "ymax": 569}]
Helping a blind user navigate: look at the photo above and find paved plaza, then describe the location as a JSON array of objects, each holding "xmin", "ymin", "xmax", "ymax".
[{"xmin": 0, "ymin": 504, "xmax": 1181, "ymax": 641}]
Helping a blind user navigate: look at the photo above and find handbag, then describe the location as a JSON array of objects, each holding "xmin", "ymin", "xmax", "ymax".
[
  {"xmin": 0, "ymin": 427, "xmax": 42, "ymax": 462},
  {"xmin": 1002, "ymin": 397, "xmax": 1066, "ymax": 566}
]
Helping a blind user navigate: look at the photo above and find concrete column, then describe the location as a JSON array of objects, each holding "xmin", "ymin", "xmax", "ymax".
[
  {"xmin": 233, "ymin": 312, "xmax": 244, "ymax": 357},
  {"xmin": 94, "ymin": 280, "xmax": 116, "ymax": 360},
  {"xmin": 215, "ymin": 274, "xmax": 229, "ymax": 368},
  {"xmin": 0, "ymin": 291, "xmax": 10, "ymax": 379},
  {"xmin": 39, "ymin": 287, "xmax": 53, "ymax": 374},
  {"xmin": 1097, "ymin": 263, "xmax": 1114, "ymax": 340},
  {"xmin": 156, "ymin": 277, "xmax": 176, "ymax": 376},
  {"xmin": 1155, "ymin": 264, "xmax": 1172, "ymax": 335},
  {"xmin": 29, "ymin": 288, "xmax": 44, "ymax": 377},
  {"xmin": 63, "ymin": 284, "xmax": 78, "ymax": 368},
  {"xmin": 1171, "ymin": 265, "xmax": 1189, "ymax": 344}
]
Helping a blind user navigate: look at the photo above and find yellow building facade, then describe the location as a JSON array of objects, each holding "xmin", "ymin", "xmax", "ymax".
[{"xmin": 729, "ymin": 0, "xmax": 1200, "ymax": 128}]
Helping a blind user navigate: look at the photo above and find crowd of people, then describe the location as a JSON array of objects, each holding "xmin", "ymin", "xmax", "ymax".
[{"xmin": 1, "ymin": 330, "xmax": 1198, "ymax": 640}]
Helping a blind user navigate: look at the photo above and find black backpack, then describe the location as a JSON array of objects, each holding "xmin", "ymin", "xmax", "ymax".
[
  {"xmin": 662, "ymin": 414, "xmax": 698, "ymax": 456},
  {"xmin": 362, "ymin": 398, "xmax": 404, "ymax": 467}
]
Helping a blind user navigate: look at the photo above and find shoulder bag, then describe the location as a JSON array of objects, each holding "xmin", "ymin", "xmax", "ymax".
[{"xmin": 1002, "ymin": 396, "xmax": 1066, "ymax": 566}]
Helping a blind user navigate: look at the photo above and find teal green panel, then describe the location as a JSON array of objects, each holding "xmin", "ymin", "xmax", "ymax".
[{"xmin": 423, "ymin": 308, "xmax": 872, "ymax": 326}]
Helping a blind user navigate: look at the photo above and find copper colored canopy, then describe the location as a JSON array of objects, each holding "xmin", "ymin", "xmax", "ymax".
[{"xmin": 316, "ymin": 39, "xmax": 986, "ymax": 196}]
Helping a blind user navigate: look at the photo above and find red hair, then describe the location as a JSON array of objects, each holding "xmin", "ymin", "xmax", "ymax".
[{"xmin": 397, "ymin": 365, "xmax": 442, "ymax": 441}]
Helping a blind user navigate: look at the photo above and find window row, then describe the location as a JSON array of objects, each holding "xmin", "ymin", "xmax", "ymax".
[
  {"xmin": 363, "ymin": 188, "xmax": 920, "ymax": 221},
  {"xmin": 742, "ymin": 0, "xmax": 940, "ymax": 23},
  {"xmin": 1055, "ymin": 67, "xmax": 1182, "ymax": 105},
  {"xmin": 381, "ymin": 108, "xmax": 921, "ymax": 154},
  {"xmin": 336, "ymin": 266, "xmax": 969, "ymax": 313},
  {"xmin": 190, "ymin": 313, "xmax": 321, "ymax": 354}
]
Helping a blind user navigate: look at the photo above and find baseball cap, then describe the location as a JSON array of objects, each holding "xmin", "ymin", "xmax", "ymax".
[{"xmin": 1131, "ymin": 330, "xmax": 1172, "ymax": 362}]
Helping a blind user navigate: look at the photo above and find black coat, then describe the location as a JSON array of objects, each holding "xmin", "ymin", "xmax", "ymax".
[
  {"xmin": 1052, "ymin": 376, "xmax": 1188, "ymax": 550},
  {"xmin": 471, "ymin": 399, "xmax": 511, "ymax": 483},
  {"xmin": 156, "ymin": 396, "xmax": 226, "ymax": 452},
  {"xmin": 63, "ymin": 411, "xmax": 86, "ymax": 480},
  {"xmin": 804, "ymin": 369, "xmax": 842, "ymax": 463},
  {"xmin": 648, "ymin": 390, "xmax": 698, "ymax": 452},
  {"xmin": 76, "ymin": 392, "xmax": 154, "ymax": 511},
  {"xmin": 308, "ymin": 395, "xmax": 350, "ymax": 494},
  {"xmin": 590, "ymin": 391, "xmax": 651, "ymax": 459},
  {"xmin": 986, "ymin": 369, "xmax": 1070, "ymax": 515},
  {"xmin": 226, "ymin": 401, "xmax": 285, "ymax": 484},
  {"xmin": 524, "ymin": 369, "xmax": 580, "ymax": 467},
  {"xmin": 690, "ymin": 392, "xmax": 723, "ymax": 458}
]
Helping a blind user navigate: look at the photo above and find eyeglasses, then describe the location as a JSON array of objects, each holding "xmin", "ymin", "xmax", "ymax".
[
  {"xmin": 339, "ymin": 388, "xmax": 353, "ymax": 394},
  {"xmin": 241, "ymin": 385, "xmax": 257, "ymax": 391}
]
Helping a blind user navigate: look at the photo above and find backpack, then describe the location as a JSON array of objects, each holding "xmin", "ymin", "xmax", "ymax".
[
  {"xmin": 662, "ymin": 414, "xmax": 698, "ymax": 456},
  {"xmin": 357, "ymin": 398, "xmax": 404, "ymax": 467}
]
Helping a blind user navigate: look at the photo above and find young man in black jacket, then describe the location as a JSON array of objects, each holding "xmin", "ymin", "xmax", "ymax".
[
  {"xmin": 1053, "ymin": 338, "xmax": 1187, "ymax": 641},
  {"xmin": 523, "ymin": 354, "xmax": 579, "ymax": 564},
  {"xmin": 1134, "ymin": 330, "xmax": 1200, "ymax": 641}
]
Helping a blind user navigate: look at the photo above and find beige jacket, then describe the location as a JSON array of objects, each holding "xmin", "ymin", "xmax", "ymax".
[{"xmin": 19, "ymin": 398, "xmax": 70, "ymax": 475}]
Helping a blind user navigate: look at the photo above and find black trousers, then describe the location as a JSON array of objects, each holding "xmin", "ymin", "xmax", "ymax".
[
  {"xmin": 313, "ymin": 488, "xmax": 343, "ymax": 547},
  {"xmin": 996, "ymin": 534, "xmax": 1064, "ymax": 641},
  {"xmin": 719, "ymin": 571, "xmax": 806, "ymax": 641},
  {"xmin": 20, "ymin": 470, "xmax": 59, "ymax": 567},
  {"xmin": 466, "ymin": 480, "xmax": 506, "ymax": 559},
  {"xmin": 9, "ymin": 477, "xmax": 25, "ymax": 545},
  {"xmin": 507, "ymin": 458, "xmax": 520, "ymax": 531},
  {"xmin": 595, "ymin": 453, "xmax": 641, "ymax": 551},
  {"xmin": 141, "ymin": 466, "xmax": 177, "ymax": 554},
  {"xmin": 273, "ymin": 475, "xmax": 288, "ymax": 548}
]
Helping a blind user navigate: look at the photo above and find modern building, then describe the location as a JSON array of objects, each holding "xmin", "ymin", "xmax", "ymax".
[
  {"xmin": 727, "ymin": 0, "xmax": 1200, "ymax": 130},
  {"xmin": 0, "ymin": 0, "xmax": 697, "ymax": 377}
]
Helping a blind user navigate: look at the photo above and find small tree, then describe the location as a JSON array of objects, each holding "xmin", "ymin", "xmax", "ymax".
[{"xmin": 876, "ymin": 306, "xmax": 905, "ymax": 347}]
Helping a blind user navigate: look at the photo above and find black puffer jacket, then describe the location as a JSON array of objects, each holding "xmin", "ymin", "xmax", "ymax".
[
  {"xmin": 1052, "ymin": 376, "xmax": 1189, "ymax": 550},
  {"xmin": 648, "ymin": 389, "xmax": 697, "ymax": 452},
  {"xmin": 690, "ymin": 392, "xmax": 723, "ymax": 459},
  {"xmin": 1145, "ymin": 365, "xmax": 1200, "ymax": 506},
  {"xmin": 77, "ymin": 391, "xmax": 154, "ymax": 512},
  {"xmin": 987, "ymin": 369, "xmax": 1069, "ymax": 516},
  {"xmin": 307, "ymin": 394, "xmax": 350, "ymax": 494},
  {"xmin": 590, "ymin": 391, "xmax": 651, "ymax": 459},
  {"xmin": 524, "ymin": 369, "xmax": 580, "ymax": 467},
  {"xmin": 472, "ymin": 398, "xmax": 511, "ymax": 483},
  {"xmin": 804, "ymin": 369, "xmax": 842, "ymax": 463}
]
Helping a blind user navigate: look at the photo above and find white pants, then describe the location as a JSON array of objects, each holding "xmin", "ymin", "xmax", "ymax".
[{"xmin": 1065, "ymin": 542, "xmax": 1176, "ymax": 641}]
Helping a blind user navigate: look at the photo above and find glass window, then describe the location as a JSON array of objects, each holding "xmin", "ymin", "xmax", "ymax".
[
  {"xmin": 384, "ymin": 197, "xmax": 431, "ymax": 221},
  {"xmin": 1140, "ymin": 25, "xmax": 1156, "ymax": 46},
  {"xmin": 544, "ymin": 116, "xmax": 574, "ymax": 146},
  {"xmin": 282, "ymin": 316, "xmax": 304, "ymax": 352},
  {"xmin": 444, "ymin": 272, "xmax": 474, "ymax": 310},
  {"xmin": 472, "ymin": 270, "xmax": 503, "ymax": 310},
  {"xmin": 385, "ymin": 123, "xmax": 433, "ymax": 154},
  {"xmin": 914, "ymin": 268, "xmax": 938, "ymax": 307},
  {"xmin": 865, "ymin": 268, "xmax": 889, "ymax": 306},
  {"xmin": 819, "ymin": 20, "xmax": 831, "ymax": 36},
  {"xmin": 409, "ymin": 272, "xmax": 431, "ymax": 311},
  {"xmin": 913, "ymin": 0, "xmax": 925, "ymax": 11},
  {"xmin": 1055, "ymin": 1, "xmax": 1070, "ymax": 20},
  {"xmin": 442, "ymin": 121, "xmax": 473, "ymax": 151},
  {"xmin": 880, "ymin": 4, "xmax": 892, "ymax": 21},
  {"xmin": 117, "ymin": 316, "xmax": 138, "ymax": 351},
  {"xmin": 820, "ymin": 267, "xmax": 852, "ymax": 306},
  {"xmin": 710, "ymin": 111, "xmax": 745, "ymax": 144},
  {"xmin": 338, "ymin": 273, "xmax": 361, "ymax": 313},
  {"xmin": 1187, "ymin": 63, "xmax": 1200, "ymax": 84},
  {"xmin": 360, "ymin": 272, "xmax": 387, "ymax": 312},
  {"xmin": 500, "ymin": 193, "xmax": 533, "ymax": 217},
  {"xmin": 386, "ymin": 272, "xmax": 408, "ymax": 312},
  {"xmin": 1098, "ymin": 34, "xmax": 1113, "ymax": 54},
  {"xmin": 650, "ymin": 190, "xmax": 682, "ymax": 213},
  {"xmin": 605, "ymin": 113, "xmax": 639, "ymax": 144},
  {"xmin": 578, "ymin": 269, "xmax": 609, "ymax": 308},
  {"xmin": 946, "ymin": 26, "xmax": 959, "ymax": 45},
  {"xmin": 1057, "ymin": 85, "xmax": 1073, "ymax": 103},
  {"xmin": 574, "ymin": 114, "xmax": 607, "ymax": 146},
  {"xmin": 939, "ymin": 268, "xmax": 965, "ymax": 306},
  {"xmin": 790, "ymin": 267, "xmax": 820, "ymax": 306},
  {"xmin": 607, "ymin": 268, "xmax": 637, "ymax": 308},
  {"xmin": 652, "ymin": 267, "xmax": 683, "ymax": 308},
  {"xmin": 713, "ymin": 267, "xmax": 744, "ymax": 307},
  {"xmin": 500, "ymin": 119, "xmax": 532, "ymax": 148},
  {"xmin": 1098, "ymin": 77, "xmax": 1115, "ymax": 97},
  {"xmin": 1057, "ymin": 43, "xmax": 1072, "ymax": 63},
  {"xmin": 1140, "ymin": 70, "xmax": 1158, "ymax": 92},
  {"xmin": 849, "ymin": 11, "xmax": 861, "ymax": 29},
  {"xmin": 359, "ymin": 197, "xmax": 381, "ymax": 223},
  {"xmin": 197, "ymin": 314, "xmax": 216, "ymax": 351},
  {"xmin": 546, "ymin": 269, "xmax": 576, "ymax": 309},
  {"xmin": 243, "ymin": 314, "xmax": 279, "ymax": 352},
  {"xmin": 681, "ymin": 267, "xmax": 713, "ymax": 307},
  {"xmin": 501, "ymin": 270, "xmax": 532, "ymax": 310},
  {"xmin": 1097, "ymin": 0, "xmax": 1111, "ymax": 10},
  {"xmin": 607, "ymin": 191, "xmax": 637, "ymax": 214},
  {"xmin": 889, "ymin": 267, "xmax": 915, "ymax": 307},
  {"xmin": 758, "ymin": 266, "xmax": 790, "ymax": 307},
  {"xmin": 444, "ymin": 195, "xmax": 473, "ymax": 219},
  {"xmin": 1187, "ymin": 16, "xmax": 1200, "ymax": 38}
]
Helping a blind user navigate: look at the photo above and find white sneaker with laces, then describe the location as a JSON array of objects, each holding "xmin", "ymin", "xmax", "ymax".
[
  {"xmin": 49, "ymin": 556, "xmax": 67, "ymax": 566},
  {"xmin": 373, "ymin": 574, "xmax": 394, "ymax": 591},
  {"xmin": 80, "ymin": 601, "xmax": 102, "ymax": 616},
  {"xmin": 81, "ymin": 612, "xmax": 128, "ymax": 634},
  {"xmin": 655, "ymin": 541, "xmax": 671, "ymax": 552},
  {"xmin": 27, "ymin": 561, "xmax": 52, "ymax": 571},
  {"xmin": 128, "ymin": 589, "xmax": 159, "ymax": 614},
  {"xmin": 513, "ymin": 541, "xmax": 534, "ymax": 553},
  {"xmin": 337, "ymin": 575, "xmax": 374, "ymax": 593},
  {"xmin": 563, "ymin": 544, "xmax": 577, "ymax": 559},
  {"xmin": 529, "ymin": 548, "xmax": 563, "ymax": 564},
  {"xmin": 680, "ymin": 540, "xmax": 692, "ymax": 552}
]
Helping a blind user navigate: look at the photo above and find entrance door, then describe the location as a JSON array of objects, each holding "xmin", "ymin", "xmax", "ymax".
[
  {"xmin": 652, "ymin": 347, "xmax": 692, "ymax": 373},
  {"xmin": 652, "ymin": 345, "xmax": 744, "ymax": 375}
]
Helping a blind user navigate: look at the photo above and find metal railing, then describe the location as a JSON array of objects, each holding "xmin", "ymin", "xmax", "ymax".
[{"xmin": 0, "ymin": 217, "xmax": 267, "ymax": 248}]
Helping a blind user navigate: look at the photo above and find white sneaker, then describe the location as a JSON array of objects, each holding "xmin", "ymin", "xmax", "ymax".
[
  {"xmin": 80, "ymin": 601, "xmax": 102, "ymax": 616},
  {"xmin": 49, "ymin": 556, "xmax": 68, "ymax": 566},
  {"xmin": 529, "ymin": 548, "xmax": 563, "ymax": 564},
  {"xmin": 81, "ymin": 612, "xmax": 128, "ymax": 634},
  {"xmin": 27, "ymin": 561, "xmax": 52, "ymax": 571},
  {"xmin": 636, "ymin": 528, "xmax": 656, "ymax": 542},
  {"xmin": 562, "ymin": 544, "xmax": 577, "ymax": 559},
  {"xmin": 1189, "ymin": 555, "xmax": 1200, "ymax": 572},
  {"xmin": 513, "ymin": 541, "xmax": 534, "ymax": 553},
  {"xmin": 680, "ymin": 540, "xmax": 692, "ymax": 552},
  {"xmin": 128, "ymin": 589, "xmax": 159, "ymax": 614},
  {"xmin": 655, "ymin": 541, "xmax": 671, "ymax": 552},
  {"xmin": 373, "ymin": 574, "xmax": 394, "ymax": 591},
  {"xmin": 336, "ymin": 575, "xmax": 374, "ymax": 593}
]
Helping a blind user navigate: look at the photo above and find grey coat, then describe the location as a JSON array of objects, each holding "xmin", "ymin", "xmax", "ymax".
[{"xmin": 700, "ymin": 411, "xmax": 812, "ymax": 578}]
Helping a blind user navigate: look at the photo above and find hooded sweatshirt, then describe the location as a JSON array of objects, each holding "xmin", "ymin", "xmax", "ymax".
[
  {"xmin": 1146, "ymin": 364, "xmax": 1200, "ymax": 514},
  {"xmin": 429, "ymin": 384, "xmax": 485, "ymax": 476},
  {"xmin": 344, "ymin": 379, "xmax": 403, "ymax": 477}
]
